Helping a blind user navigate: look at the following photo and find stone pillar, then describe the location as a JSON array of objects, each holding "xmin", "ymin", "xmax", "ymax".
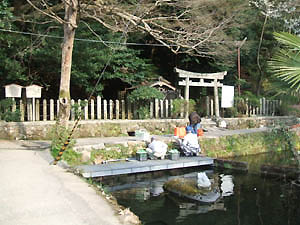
[{"xmin": 214, "ymin": 79, "xmax": 219, "ymax": 117}]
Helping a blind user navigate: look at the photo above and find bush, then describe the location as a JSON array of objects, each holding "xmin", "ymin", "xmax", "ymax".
[
  {"xmin": 171, "ymin": 99, "xmax": 196, "ymax": 118},
  {"xmin": 49, "ymin": 124, "xmax": 81, "ymax": 166},
  {"xmin": 0, "ymin": 99, "xmax": 21, "ymax": 122},
  {"xmin": 128, "ymin": 86, "xmax": 164, "ymax": 119}
]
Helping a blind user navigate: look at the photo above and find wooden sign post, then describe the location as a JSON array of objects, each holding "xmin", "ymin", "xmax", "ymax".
[
  {"xmin": 25, "ymin": 85, "xmax": 43, "ymax": 121},
  {"xmin": 175, "ymin": 68, "xmax": 227, "ymax": 118}
]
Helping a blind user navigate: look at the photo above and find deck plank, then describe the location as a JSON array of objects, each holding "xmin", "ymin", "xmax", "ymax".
[{"xmin": 76, "ymin": 156, "xmax": 214, "ymax": 178}]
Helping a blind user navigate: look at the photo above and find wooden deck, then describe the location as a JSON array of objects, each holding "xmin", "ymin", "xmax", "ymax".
[{"xmin": 76, "ymin": 156, "xmax": 214, "ymax": 178}]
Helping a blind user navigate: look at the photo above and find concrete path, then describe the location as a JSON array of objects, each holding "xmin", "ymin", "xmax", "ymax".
[{"xmin": 0, "ymin": 149, "xmax": 130, "ymax": 225}]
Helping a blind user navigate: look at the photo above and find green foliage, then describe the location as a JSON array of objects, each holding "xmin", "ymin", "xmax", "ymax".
[
  {"xmin": 128, "ymin": 86, "xmax": 164, "ymax": 102},
  {"xmin": 268, "ymin": 32, "xmax": 300, "ymax": 91},
  {"xmin": 0, "ymin": 0, "xmax": 13, "ymax": 28},
  {"xmin": 201, "ymin": 130, "xmax": 300, "ymax": 158},
  {"xmin": 49, "ymin": 124, "xmax": 81, "ymax": 166},
  {"xmin": 128, "ymin": 86, "xmax": 164, "ymax": 119},
  {"xmin": 223, "ymin": 107, "xmax": 238, "ymax": 118},
  {"xmin": 91, "ymin": 145, "xmax": 136, "ymax": 161},
  {"xmin": 0, "ymin": 99, "xmax": 21, "ymax": 122},
  {"xmin": 71, "ymin": 101, "xmax": 88, "ymax": 120},
  {"xmin": 171, "ymin": 99, "xmax": 196, "ymax": 118}
]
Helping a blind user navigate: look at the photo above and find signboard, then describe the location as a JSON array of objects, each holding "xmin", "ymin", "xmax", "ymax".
[
  {"xmin": 25, "ymin": 85, "xmax": 42, "ymax": 98},
  {"xmin": 4, "ymin": 84, "xmax": 23, "ymax": 98},
  {"xmin": 221, "ymin": 85, "xmax": 234, "ymax": 108}
]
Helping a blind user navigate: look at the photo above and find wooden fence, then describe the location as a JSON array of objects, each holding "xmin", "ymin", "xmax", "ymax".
[{"xmin": 5, "ymin": 96, "xmax": 281, "ymax": 122}]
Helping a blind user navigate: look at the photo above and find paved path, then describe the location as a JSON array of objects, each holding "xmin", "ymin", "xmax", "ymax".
[{"xmin": 0, "ymin": 149, "xmax": 132, "ymax": 225}]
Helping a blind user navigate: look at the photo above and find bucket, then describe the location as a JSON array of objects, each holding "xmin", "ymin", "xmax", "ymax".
[
  {"xmin": 197, "ymin": 128, "xmax": 204, "ymax": 136},
  {"xmin": 174, "ymin": 127, "xmax": 186, "ymax": 138}
]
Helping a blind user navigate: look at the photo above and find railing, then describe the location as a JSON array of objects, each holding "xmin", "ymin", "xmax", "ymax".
[{"xmin": 4, "ymin": 96, "xmax": 281, "ymax": 122}]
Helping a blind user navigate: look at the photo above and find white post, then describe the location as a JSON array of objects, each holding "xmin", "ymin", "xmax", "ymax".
[
  {"xmin": 84, "ymin": 99, "xmax": 88, "ymax": 120},
  {"xmin": 91, "ymin": 99, "xmax": 95, "ymax": 120},
  {"xmin": 97, "ymin": 96, "xmax": 101, "ymax": 120},
  {"xmin": 160, "ymin": 99, "xmax": 164, "ymax": 118},
  {"xmin": 116, "ymin": 100, "xmax": 119, "ymax": 120},
  {"xmin": 43, "ymin": 99, "xmax": 47, "ymax": 121},
  {"xmin": 50, "ymin": 99, "xmax": 54, "ymax": 121},
  {"xmin": 109, "ymin": 100, "xmax": 113, "ymax": 120},
  {"xmin": 165, "ymin": 99, "xmax": 169, "ymax": 118},
  {"xmin": 32, "ymin": 98, "xmax": 35, "ymax": 121},
  {"xmin": 210, "ymin": 98, "xmax": 214, "ymax": 117},
  {"xmin": 103, "ymin": 99, "xmax": 107, "ymax": 120},
  {"xmin": 155, "ymin": 99, "xmax": 159, "ymax": 118}
]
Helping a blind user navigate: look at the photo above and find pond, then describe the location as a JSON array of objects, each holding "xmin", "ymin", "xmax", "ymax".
[{"xmin": 98, "ymin": 152, "xmax": 300, "ymax": 225}]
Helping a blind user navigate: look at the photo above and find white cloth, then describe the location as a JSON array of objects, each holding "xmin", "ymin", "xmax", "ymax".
[{"xmin": 146, "ymin": 140, "xmax": 168, "ymax": 159}]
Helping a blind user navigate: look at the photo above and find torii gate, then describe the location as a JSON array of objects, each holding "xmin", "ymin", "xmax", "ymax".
[{"xmin": 175, "ymin": 67, "xmax": 227, "ymax": 118}]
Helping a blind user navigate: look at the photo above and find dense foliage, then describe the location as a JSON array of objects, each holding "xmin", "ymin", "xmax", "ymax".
[{"xmin": 0, "ymin": 0, "xmax": 299, "ymax": 107}]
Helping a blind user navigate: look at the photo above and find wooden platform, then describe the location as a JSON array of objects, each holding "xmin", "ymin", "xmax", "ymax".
[{"xmin": 76, "ymin": 156, "xmax": 214, "ymax": 178}]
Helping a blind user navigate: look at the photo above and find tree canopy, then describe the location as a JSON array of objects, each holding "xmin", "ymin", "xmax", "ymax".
[{"xmin": 0, "ymin": 0, "xmax": 299, "ymax": 103}]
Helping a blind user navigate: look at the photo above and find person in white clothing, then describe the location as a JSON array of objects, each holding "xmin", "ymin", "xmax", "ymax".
[
  {"xmin": 179, "ymin": 126, "xmax": 201, "ymax": 156},
  {"xmin": 146, "ymin": 137, "xmax": 168, "ymax": 159}
]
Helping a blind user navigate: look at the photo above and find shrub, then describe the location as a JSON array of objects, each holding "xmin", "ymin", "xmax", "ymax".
[
  {"xmin": 128, "ymin": 86, "xmax": 164, "ymax": 119},
  {"xmin": 171, "ymin": 99, "xmax": 196, "ymax": 118},
  {"xmin": 0, "ymin": 99, "xmax": 21, "ymax": 122}
]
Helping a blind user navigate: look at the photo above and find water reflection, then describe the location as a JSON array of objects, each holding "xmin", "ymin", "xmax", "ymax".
[
  {"xmin": 99, "ymin": 166, "xmax": 300, "ymax": 225},
  {"xmin": 220, "ymin": 174, "xmax": 234, "ymax": 197}
]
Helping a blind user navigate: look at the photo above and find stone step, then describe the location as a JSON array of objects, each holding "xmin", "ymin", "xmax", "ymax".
[{"xmin": 200, "ymin": 118, "xmax": 217, "ymax": 128}]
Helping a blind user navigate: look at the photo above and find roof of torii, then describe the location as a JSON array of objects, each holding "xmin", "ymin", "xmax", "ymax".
[{"xmin": 174, "ymin": 67, "xmax": 227, "ymax": 80}]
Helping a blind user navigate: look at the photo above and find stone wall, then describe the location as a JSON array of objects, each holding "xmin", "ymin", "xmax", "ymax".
[
  {"xmin": 0, "ymin": 119, "xmax": 188, "ymax": 140},
  {"xmin": 223, "ymin": 116, "xmax": 297, "ymax": 129},
  {"xmin": 0, "ymin": 116, "xmax": 297, "ymax": 140}
]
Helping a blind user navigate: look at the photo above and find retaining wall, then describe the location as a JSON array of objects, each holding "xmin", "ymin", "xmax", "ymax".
[{"xmin": 0, "ymin": 116, "xmax": 297, "ymax": 140}]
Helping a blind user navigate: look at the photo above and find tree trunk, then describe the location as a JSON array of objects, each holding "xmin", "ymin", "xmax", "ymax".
[
  {"xmin": 255, "ymin": 15, "xmax": 268, "ymax": 96},
  {"xmin": 58, "ymin": 0, "xmax": 78, "ymax": 127}
]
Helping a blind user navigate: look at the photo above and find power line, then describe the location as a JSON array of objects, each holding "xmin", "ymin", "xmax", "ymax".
[{"xmin": 0, "ymin": 28, "xmax": 178, "ymax": 47}]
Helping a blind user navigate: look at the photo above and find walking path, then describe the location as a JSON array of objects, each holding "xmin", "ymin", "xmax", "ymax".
[
  {"xmin": 0, "ymin": 127, "xmax": 270, "ymax": 225},
  {"xmin": 0, "ymin": 147, "xmax": 137, "ymax": 225}
]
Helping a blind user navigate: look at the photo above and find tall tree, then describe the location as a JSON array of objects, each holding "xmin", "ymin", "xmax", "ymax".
[
  {"xmin": 249, "ymin": 0, "xmax": 300, "ymax": 95},
  {"xmin": 25, "ymin": 0, "xmax": 246, "ymax": 125}
]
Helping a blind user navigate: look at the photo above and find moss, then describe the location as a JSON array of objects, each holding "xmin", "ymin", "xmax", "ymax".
[
  {"xmin": 164, "ymin": 177, "xmax": 218, "ymax": 196},
  {"xmin": 97, "ymin": 124, "xmax": 122, "ymax": 137},
  {"xmin": 59, "ymin": 90, "xmax": 70, "ymax": 99},
  {"xmin": 200, "ymin": 131, "xmax": 299, "ymax": 158}
]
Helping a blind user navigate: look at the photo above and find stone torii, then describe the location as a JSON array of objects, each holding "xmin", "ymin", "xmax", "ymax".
[{"xmin": 175, "ymin": 67, "xmax": 227, "ymax": 118}]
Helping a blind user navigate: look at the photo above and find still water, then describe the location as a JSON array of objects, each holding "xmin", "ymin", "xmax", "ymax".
[{"xmin": 100, "ymin": 154, "xmax": 300, "ymax": 225}]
